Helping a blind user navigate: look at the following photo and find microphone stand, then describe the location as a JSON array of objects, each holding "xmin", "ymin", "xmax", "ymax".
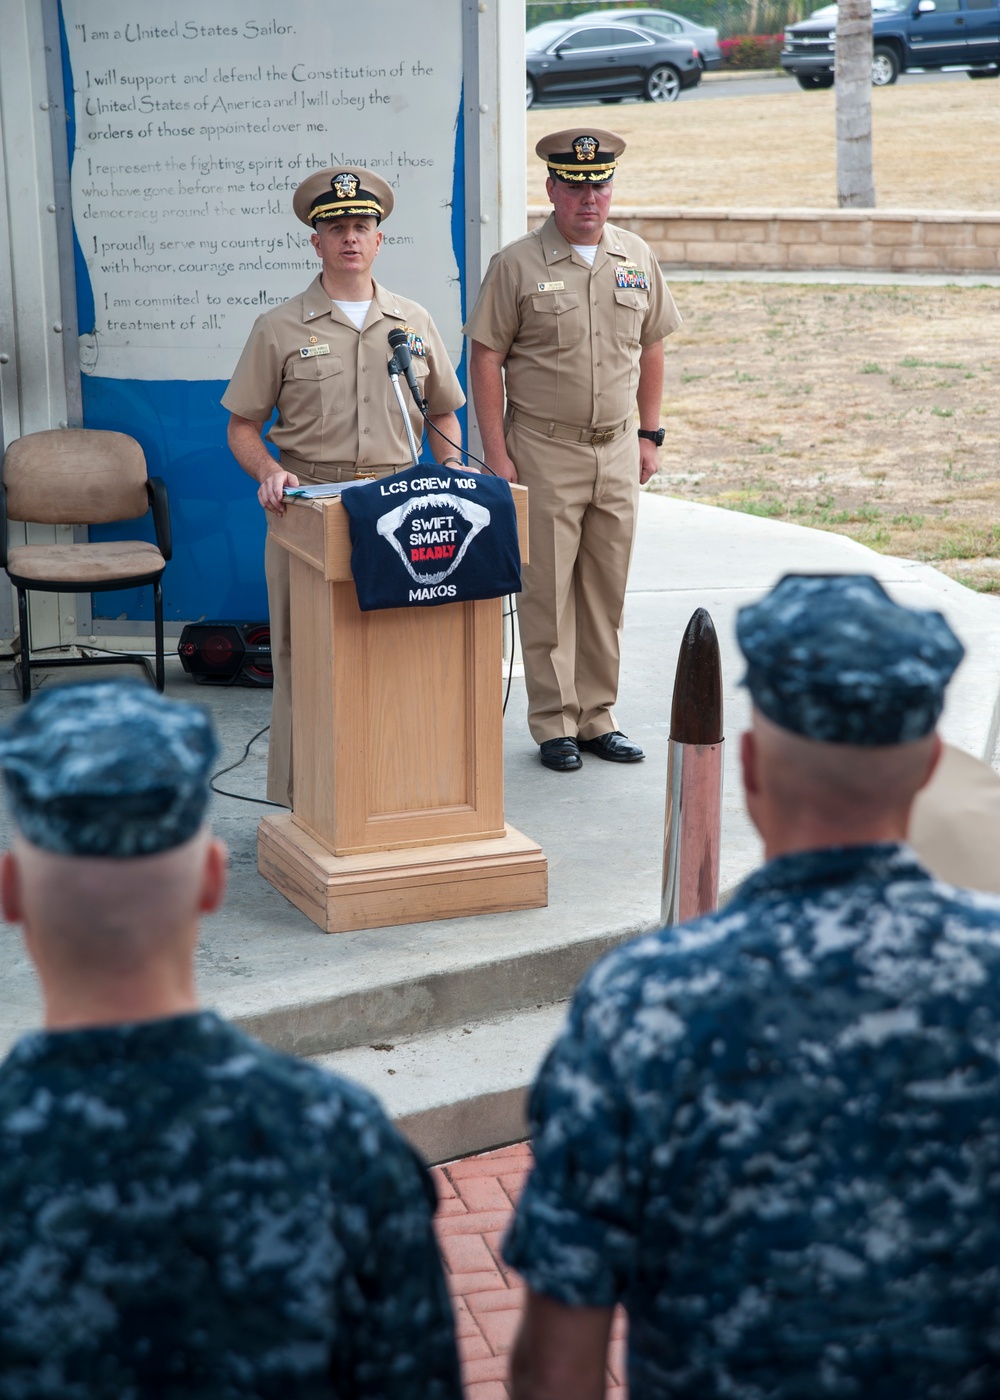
[{"xmin": 387, "ymin": 355, "xmax": 421, "ymax": 468}]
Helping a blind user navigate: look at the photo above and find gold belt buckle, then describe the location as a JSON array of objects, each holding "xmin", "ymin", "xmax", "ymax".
[
  {"xmin": 353, "ymin": 468, "xmax": 377, "ymax": 481},
  {"xmin": 590, "ymin": 427, "xmax": 615, "ymax": 445}
]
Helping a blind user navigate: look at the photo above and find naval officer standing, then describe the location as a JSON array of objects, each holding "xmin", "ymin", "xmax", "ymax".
[
  {"xmin": 223, "ymin": 166, "xmax": 465, "ymax": 808},
  {"xmin": 464, "ymin": 129, "xmax": 680, "ymax": 773}
]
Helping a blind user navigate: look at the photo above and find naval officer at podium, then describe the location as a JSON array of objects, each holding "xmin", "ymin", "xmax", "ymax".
[{"xmin": 223, "ymin": 166, "xmax": 465, "ymax": 809}]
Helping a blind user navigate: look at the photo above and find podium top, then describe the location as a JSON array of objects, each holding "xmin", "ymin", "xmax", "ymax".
[{"xmin": 272, "ymin": 481, "xmax": 529, "ymax": 583}]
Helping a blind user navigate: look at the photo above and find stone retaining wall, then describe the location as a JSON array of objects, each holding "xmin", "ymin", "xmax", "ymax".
[{"xmin": 526, "ymin": 207, "xmax": 1000, "ymax": 274}]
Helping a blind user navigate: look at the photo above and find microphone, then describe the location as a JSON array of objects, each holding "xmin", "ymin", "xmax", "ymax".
[{"xmin": 387, "ymin": 327, "xmax": 426, "ymax": 412}]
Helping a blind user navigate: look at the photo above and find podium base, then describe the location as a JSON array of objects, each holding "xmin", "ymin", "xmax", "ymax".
[{"xmin": 258, "ymin": 812, "xmax": 548, "ymax": 934}]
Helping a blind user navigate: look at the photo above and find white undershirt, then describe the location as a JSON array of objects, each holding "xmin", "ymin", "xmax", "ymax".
[
  {"xmin": 332, "ymin": 299, "xmax": 372, "ymax": 330},
  {"xmin": 570, "ymin": 243, "xmax": 598, "ymax": 267}
]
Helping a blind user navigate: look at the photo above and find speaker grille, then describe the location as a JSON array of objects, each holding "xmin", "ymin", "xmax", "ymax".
[{"xmin": 178, "ymin": 622, "xmax": 273, "ymax": 687}]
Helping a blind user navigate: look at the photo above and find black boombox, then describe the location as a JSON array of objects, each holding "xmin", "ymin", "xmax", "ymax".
[{"xmin": 177, "ymin": 621, "xmax": 273, "ymax": 687}]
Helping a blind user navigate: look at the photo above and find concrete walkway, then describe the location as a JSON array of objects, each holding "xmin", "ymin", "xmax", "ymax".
[{"xmin": 1, "ymin": 495, "xmax": 998, "ymax": 1159}]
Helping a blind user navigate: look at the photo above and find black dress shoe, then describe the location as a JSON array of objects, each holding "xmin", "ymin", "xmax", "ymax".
[
  {"xmin": 539, "ymin": 737, "xmax": 582, "ymax": 772},
  {"xmin": 578, "ymin": 731, "xmax": 645, "ymax": 763}
]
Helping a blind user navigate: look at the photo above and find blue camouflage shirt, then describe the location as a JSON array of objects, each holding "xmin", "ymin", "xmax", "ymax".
[
  {"xmin": 506, "ymin": 843, "xmax": 1000, "ymax": 1398},
  {"xmin": 0, "ymin": 1011, "xmax": 461, "ymax": 1399}
]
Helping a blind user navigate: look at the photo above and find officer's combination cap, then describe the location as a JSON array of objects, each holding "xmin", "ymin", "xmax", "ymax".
[
  {"xmin": 0, "ymin": 681, "xmax": 218, "ymax": 857},
  {"xmin": 736, "ymin": 573, "xmax": 964, "ymax": 745},
  {"xmin": 535, "ymin": 128, "xmax": 626, "ymax": 184},
  {"xmin": 292, "ymin": 166, "xmax": 395, "ymax": 226}
]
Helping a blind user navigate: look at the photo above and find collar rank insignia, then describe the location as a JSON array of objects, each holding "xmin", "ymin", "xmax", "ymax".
[
  {"xmin": 573, "ymin": 135, "xmax": 598, "ymax": 163},
  {"xmin": 333, "ymin": 172, "xmax": 359, "ymax": 199},
  {"xmin": 402, "ymin": 325, "xmax": 426, "ymax": 358},
  {"xmin": 615, "ymin": 264, "xmax": 649, "ymax": 291}
]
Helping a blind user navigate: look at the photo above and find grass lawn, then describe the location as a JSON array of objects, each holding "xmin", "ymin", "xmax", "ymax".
[
  {"xmin": 649, "ymin": 281, "xmax": 1000, "ymax": 590},
  {"xmin": 526, "ymin": 80, "xmax": 1000, "ymax": 211},
  {"xmin": 525, "ymin": 84, "xmax": 1000, "ymax": 588}
]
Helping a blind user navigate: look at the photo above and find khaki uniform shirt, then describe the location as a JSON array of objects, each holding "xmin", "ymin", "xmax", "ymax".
[
  {"xmin": 464, "ymin": 214, "xmax": 681, "ymax": 432},
  {"xmin": 222, "ymin": 276, "xmax": 464, "ymax": 469}
]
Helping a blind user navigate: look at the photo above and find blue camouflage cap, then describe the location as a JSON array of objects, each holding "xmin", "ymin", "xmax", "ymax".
[
  {"xmin": 736, "ymin": 574, "xmax": 964, "ymax": 745},
  {"xmin": 0, "ymin": 681, "xmax": 217, "ymax": 857}
]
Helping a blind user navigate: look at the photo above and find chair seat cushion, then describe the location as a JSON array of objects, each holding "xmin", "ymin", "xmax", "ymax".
[{"xmin": 7, "ymin": 541, "xmax": 165, "ymax": 585}]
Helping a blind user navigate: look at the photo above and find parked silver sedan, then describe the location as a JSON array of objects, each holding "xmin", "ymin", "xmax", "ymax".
[
  {"xmin": 577, "ymin": 7, "xmax": 724, "ymax": 69},
  {"xmin": 526, "ymin": 19, "xmax": 704, "ymax": 107}
]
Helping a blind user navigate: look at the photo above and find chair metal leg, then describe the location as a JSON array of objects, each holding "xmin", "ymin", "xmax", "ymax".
[
  {"xmin": 153, "ymin": 576, "xmax": 165, "ymax": 692},
  {"xmin": 16, "ymin": 589, "xmax": 31, "ymax": 702}
]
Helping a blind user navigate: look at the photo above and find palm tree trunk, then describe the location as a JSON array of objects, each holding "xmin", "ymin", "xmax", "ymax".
[{"xmin": 835, "ymin": 0, "xmax": 876, "ymax": 207}]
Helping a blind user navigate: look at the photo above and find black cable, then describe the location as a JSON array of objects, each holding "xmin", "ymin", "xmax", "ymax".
[
  {"xmin": 206, "ymin": 609, "xmax": 516, "ymax": 800},
  {"xmin": 502, "ymin": 594, "xmax": 517, "ymax": 717},
  {"xmin": 388, "ymin": 337, "xmax": 494, "ymax": 475},
  {"xmin": 24, "ymin": 642, "xmax": 159, "ymax": 658},
  {"xmin": 210, "ymin": 724, "xmax": 284, "ymax": 807},
  {"xmin": 420, "ymin": 410, "xmax": 499, "ymax": 477}
]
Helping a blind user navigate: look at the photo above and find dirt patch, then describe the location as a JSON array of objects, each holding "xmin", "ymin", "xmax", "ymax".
[
  {"xmin": 648, "ymin": 282, "xmax": 1000, "ymax": 590},
  {"xmin": 526, "ymin": 81, "xmax": 1000, "ymax": 211}
]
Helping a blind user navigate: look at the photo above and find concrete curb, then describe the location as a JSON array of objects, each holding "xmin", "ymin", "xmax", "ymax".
[
  {"xmin": 701, "ymin": 68, "xmax": 786, "ymax": 82},
  {"xmin": 313, "ymin": 1003, "xmax": 567, "ymax": 1165},
  {"xmin": 233, "ymin": 924, "xmax": 645, "ymax": 1058}
]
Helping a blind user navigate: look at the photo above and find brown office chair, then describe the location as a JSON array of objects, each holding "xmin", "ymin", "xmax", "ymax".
[{"xmin": 0, "ymin": 428, "xmax": 172, "ymax": 700}]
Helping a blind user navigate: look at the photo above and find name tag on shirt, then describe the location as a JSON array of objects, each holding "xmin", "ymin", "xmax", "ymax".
[
  {"xmin": 536, "ymin": 281, "xmax": 565, "ymax": 293},
  {"xmin": 614, "ymin": 265, "xmax": 649, "ymax": 291},
  {"xmin": 299, "ymin": 343, "xmax": 331, "ymax": 359}
]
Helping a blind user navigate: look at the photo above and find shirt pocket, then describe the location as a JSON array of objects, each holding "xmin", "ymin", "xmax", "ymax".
[
  {"xmin": 613, "ymin": 287, "xmax": 648, "ymax": 346},
  {"xmin": 286, "ymin": 352, "xmax": 345, "ymax": 415},
  {"xmin": 529, "ymin": 291, "xmax": 583, "ymax": 349}
]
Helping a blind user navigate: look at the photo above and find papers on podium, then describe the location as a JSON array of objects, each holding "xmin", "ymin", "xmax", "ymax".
[{"xmin": 283, "ymin": 480, "xmax": 365, "ymax": 500}]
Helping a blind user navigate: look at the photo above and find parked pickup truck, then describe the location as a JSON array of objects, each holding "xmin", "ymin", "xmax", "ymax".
[{"xmin": 781, "ymin": 0, "xmax": 1000, "ymax": 87}]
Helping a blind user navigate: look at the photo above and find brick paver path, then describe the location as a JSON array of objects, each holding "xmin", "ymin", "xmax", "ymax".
[{"xmin": 432, "ymin": 1142, "xmax": 627, "ymax": 1399}]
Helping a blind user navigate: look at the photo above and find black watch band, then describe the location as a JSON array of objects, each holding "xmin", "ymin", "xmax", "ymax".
[{"xmin": 638, "ymin": 428, "xmax": 665, "ymax": 447}]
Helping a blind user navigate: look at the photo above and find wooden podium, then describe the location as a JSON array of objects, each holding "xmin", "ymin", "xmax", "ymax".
[{"xmin": 257, "ymin": 486, "xmax": 547, "ymax": 933}]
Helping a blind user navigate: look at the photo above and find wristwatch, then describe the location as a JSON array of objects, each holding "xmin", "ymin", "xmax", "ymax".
[{"xmin": 638, "ymin": 428, "xmax": 665, "ymax": 447}]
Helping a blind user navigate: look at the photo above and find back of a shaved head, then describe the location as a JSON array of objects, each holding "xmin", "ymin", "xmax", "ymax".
[
  {"xmin": 750, "ymin": 710, "xmax": 940, "ymax": 847},
  {"xmin": 11, "ymin": 829, "xmax": 213, "ymax": 975}
]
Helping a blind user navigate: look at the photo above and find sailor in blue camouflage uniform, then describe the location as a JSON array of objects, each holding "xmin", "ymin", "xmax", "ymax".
[
  {"xmin": 505, "ymin": 573, "xmax": 1000, "ymax": 1400},
  {"xmin": 0, "ymin": 681, "xmax": 461, "ymax": 1400}
]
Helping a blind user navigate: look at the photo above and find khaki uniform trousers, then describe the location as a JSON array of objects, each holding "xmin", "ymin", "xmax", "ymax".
[
  {"xmin": 265, "ymin": 453, "xmax": 397, "ymax": 808},
  {"xmin": 909, "ymin": 743, "xmax": 1000, "ymax": 895},
  {"xmin": 507, "ymin": 417, "xmax": 639, "ymax": 745}
]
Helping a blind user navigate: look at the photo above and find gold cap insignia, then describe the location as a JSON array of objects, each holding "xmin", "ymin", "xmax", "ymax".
[
  {"xmin": 293, "ymin": 166, "xmax": 395, "ymax": 226},
  {"xmin": 333, "ymin": 172, "xmax": 359, "ymax": 199},
  {"xmin": 537, "ymin": 128, "xmax": 623, "ymax": 184}
]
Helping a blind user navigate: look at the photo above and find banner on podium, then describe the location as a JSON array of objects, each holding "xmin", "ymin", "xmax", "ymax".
[{"xmin": 342, "ymin": 465, "xmax": 521, "ymax": 611}]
